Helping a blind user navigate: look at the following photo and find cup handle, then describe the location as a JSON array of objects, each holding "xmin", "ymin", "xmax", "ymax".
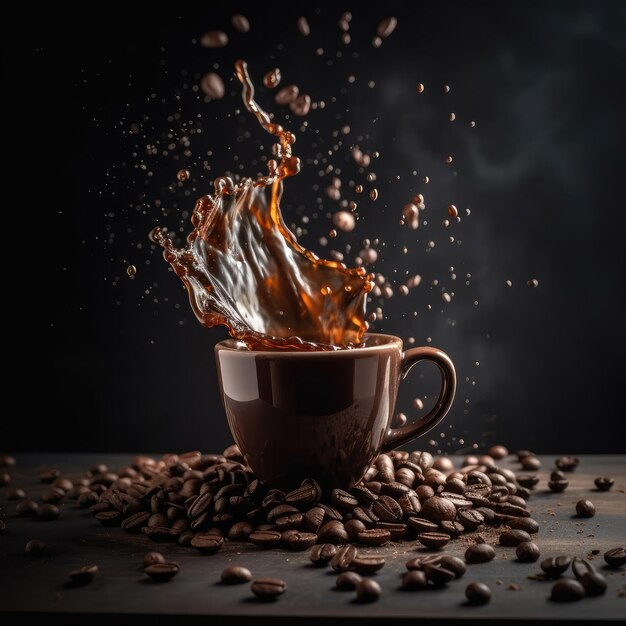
[{"xmin": 381, "ymin": 346, "xmax": 457, "ymax": 453}]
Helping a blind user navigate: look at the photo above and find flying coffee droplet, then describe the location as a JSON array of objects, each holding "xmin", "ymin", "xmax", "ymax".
[
  {"xmin": 442, "ymin": 292, "xmax": 452, "ymax": 303},
  {"xmin": 416, "ymin": 83, "xmax": 425, "ymax": 93},
  {"xmin": 200, "ymin": 73, "xmax": 225, "ymax": 100},
  {"xmin": 127, "ymin": 265, "xmax": 137, "ymax": 279},
  {"xmin": 359, "ymin": 248, "xmax": 378, "ymax": 264},
  {"xmin": 377, "ymin": 16, "xmax": 398, "ymax": 38},
  {"xmin": 355, "ymin": 184, "xmax": 363, "ymax": 194},
  {"xmin": 402, "ymin": 203, "xmax": 419, "ymax": 230},
  {"xmin": 506, "ymin": 280, "xmax": 512, "ymax": 287},
  {"xmin": 423, "ymin": 176, "xmax": 430, "ymax": 184},
  {"xmin": 321, "ymin": 286, "xmax": 332, "ymax": 296},
  {"xmin": 372, "ymin": 36, "xmax": 382, "ymax": 48},
  {"xmin": 333, "ymin": 211, "xmax": 356, "ymax": 232},
  {"xmin": 527, "ymin": 279, "xmax": 539, "ymax": 288},
  {"xmin": 469, "ymin": 121, "xmax": 476, "ymax": 128},
  {"xmin": 263, "ymin": 68, "xmax": 282, "ymax": 89},
  {"xmin": 177, "ymin": 169, "xmax": 190, "ymax": 182},
  {"xmin": 231, "ymin": 14, "xmax": 250, "ymax": 33},
  {"xmin": 297, "ymin": 16, "xmax": 310, "ymax": 36},
  {"xmin": 395, "ymin": 413, "xmax": 407, "ymax": 427},
  {"xmin": 413, "ymin": 398, "xmax": 424, "ymax": 410},
  {"xmin": 275, "ymin": 85, "xmax": 299, "ymax": 105},
  {"xmin": 290, "ymin": 94, "xmax": 311, "ymax": 116},
  {"xmin": 447, "ymin": 205, "xmax": 458, "ymax": 218},
  {"xmin": 369, "ymin": 189, "xmax": 378, "ymax": 201},
  {"xmin": 398, "ymin": 285, "xmax": 409, "ymax": 296},
  {"xmin": 200, "ymin": 30, "xmax": 228, "ymax": 48},
  {"xmin": 329, "ymin": 229, "xmax": 337, "ymax": 238},
  {"xmin": 445, "ymin": 156, "xmax": 453, "ymax": 164},
  {"xmin": 443, "ymin": 84, "xmax": 451, "ymax": 93},
  {"xmin": 448, "ymin": 113, "xmax": 456, "ymax": 121}
]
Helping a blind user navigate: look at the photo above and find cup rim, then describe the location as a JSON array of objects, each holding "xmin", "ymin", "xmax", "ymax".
[{"xmin": 215, "ymin": 332, "xmax": 402, "ymax": 355}]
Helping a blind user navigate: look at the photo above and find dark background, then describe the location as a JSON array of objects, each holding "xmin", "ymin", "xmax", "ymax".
[{"xmin": 5, "ymin": 1, "xmax": 625, "ymax": 454}]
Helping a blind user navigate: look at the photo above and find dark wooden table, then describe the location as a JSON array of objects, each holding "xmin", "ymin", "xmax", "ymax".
[{"xmin": 1, "ymin": 454, "xmax": 624, "ymax": 624}]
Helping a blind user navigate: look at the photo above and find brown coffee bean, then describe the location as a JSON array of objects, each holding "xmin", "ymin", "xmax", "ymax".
[
  {"xmin": 221, "ymin": 566, "xmax": 252, "ymax": 584},
  {"xmin": 357, "ymin": 528, "xmax": 390, "ymax": 546},
  {"xmin": 555, "ymin": 456, "xmax": 579, "ymax": 472},
  {"xmin": 548, "ymin": 479, "xmax": 568, "ymax": 492},
  {"xmin": 420, "ymin": 496, "xmax": 457, "ymax": 522},
  {"xmin": 377, "ymin": 16, "xmax": 397, "ymax": 38},
  {"xmin": 121, "ymin": 511, "xmax": 150, "ymax": 533},
  {"xmin": 249, "ymin": 529, "xmax": 282, "ymax": 548},
  {"xmin": 466, "ymin": 581, "xmax": 491, "ymax": 605},
  {"xmin": 580, "ymin": 571, "xmax": 607, "ymax": 596},
  {"xmin": 317, "ymin": 520, "xmax": 349, "ymax": 544},
  {"xmin": 415, "ymin": 485, "xmax": 435, "ymax": 501},
  {"xmin": 25, "ymin": 539, "xmax": 47, "ymax": 556},
  {"xmin": 290, "ymin": 94, "xmax": 311, "ymax": 117},
  {"xmin": 540, "ymin": 556, "xmax": 572, "ymax": 578},
  {"xmin": 304, "ymin": 506, "xmax": 325, "ymax": 532},
  {"xmin": 285, "ymin": 479, "xmax": 321, "ymax": 505},
  {"xmin": 0, "ymin": 473, "xmax": 11, "ymax": 487},
  {"xmin": 145, "ymin": 562, "xmax": 179, "ymax": 582},
  {"xmin": 372, "ymin": 495, "xmax": 403, "ymax": 523},
  {"xmin": 200, "ymin": 30, "xmax": 228, "ymax": 48},
  {"xmin": 594, "ymin": 477, "xmax": 614, "ymax": 491},
  {"xmin": 143, "ymin": 551, "xmax": 166, "ymax": 567},
  {"xmin": 499, "ymin": 529, "xmax": 531, "ymax": 546},
  {"xmin": 287, "ymin": 532, "xmax": 317, "ymax": 551},
  {"xmin": 331, "ymin": 545, "xmax": 358, "ymax": 572},
  {"xmin": 345, "ymin": 519, "xmax": 367, "ymax": 541},
  {"xmin": 78, "ymin": 491, "xmax": 99, "ymax": 508},
  {"xmin": 39, "ymin": 469, "xmax": 60, "ymax": 484},
  {"xmin": 439, "ymin": 520, "xmax": 464, "ymax": 537},
  {"xmin": 516, "ymin": 541, "xmax": 540, "ymax": 562},
  {"xmin": 69, "ymin": 564, "xmax": 98, "ymax": 586},
  {"xmin": 142, "ymin": 526, "xmax": 174, "ymax": 542},
  {"xmin": 457, "ymin": 509, "xmax": 484, "ymax": 530},
  {"xmin": 330, "ymin": 489, "xmax": 358, "ymax": 511},
  {"xmin": 250, "ymin": 578, "xmax": 286, "ymax": 599},
  {"xmin": 6, "ymin": 487, "xmax": 26, "ymax": 500},
  {"xmin": 231, "ymin": 14, "xmax": 250, "ymax": 33},
  {"xmin": 417, "ymin": 532, "xmax": 450, "ymax": 549},
  {"xmin": 496, "ymin": 503, "xmax": 530, "ymax": 518},
  {"xmin": 380, "ymin": 481, "xmax": 410, "ymax": 498},
  {"xmin": 398, "ymin": 492, "xmax": 422, "ymax": 516},
  {"xmin": 177, "ymin": 531, "xmax": 194, "ymax": 547},
  {"xmin": 38, "ymin": 504, "xmax": 60, "ymax": 521},
  {"xmin": 407, "ymin": 517, "xmax": 438, "ymax": 534},
  {"xmin": 188, "ymin": 492, "xmax": 213, "ymax": 518},
  {"xmin": 191, "ymin": 533, "xmax": 224, "ymax": 554},
  {"xmin": 521, "ymin": 456, "xmax": 541, "ymax": 471},
  {"xmin": 405, "ymin": 554, "xmax": 443, "ymax": 571},
  {"xmin": 310, "ymin": 543, "xmax": 337, "ymax": 566},
  {"xmin": 604, "ymin": 547, "xmax": 626, "ymax": 568},
  {"xmin": 351, "ymin": 555, "xmax": 386, "ymax": 574},
  {"xmin": 488, "ymin": 445, "xmax": 508, "ymax": 459},
  {"xmin": 336, "ymin": 571, "xmax": 361, "ymax": 590},
  {"xmin": 424, "ymin": 563, "xmax": 455, "ymax": 586},
  {"xmin": 575, "ymin": 499, "xmax": 595, "ymax": 518},
  {"xmin": 355, "ymin": 578, "xmax": 381, "ymax": 602},
  {"xmin": 275, "ymin": 85, "xmax": 299, "ymax": 106},
  {"xmin": 352, "ymin": 506, "xmax": 379, "ymax": 526},
  {"xmin": 16, "ymin": 499, "xmax": 39, "ymax": 516},
  {"xmin": 275, "ymin": 513, "xmax": 304, "ymax": 529},
  {"xmin": 0, "ymin": 454, "xmax": 16, "ymax": 467},
  {"xmin": 375, "ymin": 522, "xmax": 407, "ymax": 540},
  {"xmin": 551, "ymin": 579, "xmax": 585, "ymax": 602},
  {"xmin": 505, "ymin": 516, "xmax": 539, "ymax": 534},
  {"xmin": 516, "ymin": 475, "xmax": 540, "ymax": 489},
  {"xmin": 401, "ymin": 570, "xmax": 429, "ymax": 590},
  {"xmin": 465, "ymin": 543, "xmax": 496, "ymax": 564},
  {"xmin": 267, "ymin": 504, "xmax": 299, "ymax": 524}
]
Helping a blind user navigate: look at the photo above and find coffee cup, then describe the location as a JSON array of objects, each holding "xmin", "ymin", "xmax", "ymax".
[{"xmin": 215, "ymin": 333, "xmax": 456, "ymax": 490}]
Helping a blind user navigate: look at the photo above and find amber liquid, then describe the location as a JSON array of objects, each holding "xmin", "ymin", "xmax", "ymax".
[{"xmin": 153, "ymin": 61, "xmax": 373, "ymax": 351}]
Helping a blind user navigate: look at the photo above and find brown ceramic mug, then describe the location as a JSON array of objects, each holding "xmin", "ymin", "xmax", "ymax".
[{"xmin": 215, "ymin": 333, "xmax": 456, "ymax": 490}]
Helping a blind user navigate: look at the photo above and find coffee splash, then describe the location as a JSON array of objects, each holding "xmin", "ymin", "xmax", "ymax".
[{"xmin": 153, "ymin": 60, "xmax": 373, "ymax": 351}]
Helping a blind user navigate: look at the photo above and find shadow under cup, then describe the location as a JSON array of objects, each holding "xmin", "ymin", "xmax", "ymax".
[{"xmin": 215, "ymin": 333, "xmax": 456, "ymax": 491}]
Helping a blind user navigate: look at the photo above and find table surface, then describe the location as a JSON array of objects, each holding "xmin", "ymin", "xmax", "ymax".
[{"xmin": 0, "ymin": 454, "xmax": 624, "ymax": 624}]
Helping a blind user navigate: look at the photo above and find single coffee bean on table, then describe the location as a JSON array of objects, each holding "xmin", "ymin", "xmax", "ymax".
[
  {"xmin": 579, "ymin": 571, "xmax": 607, "ymax": 596},
  {"xmin": 401, "ymin": 570, "xmax": 429, "ymax": 590},
  {"xmin": 331, "ymin": 545, "xmax": 358, "ymax": 572},
  {"xmin": 287, "ymin": 532, "xmax": 317, "ymax": 551},
  {"xmin": 69, "ymin": 564, "xmax": 99, "ymax": 586},
  {"xmin": 516, "ymin": 541, "xmax": 540, "ymax": 562},
  {"xmin": 465, "ymin": 543, "xmax": 496, "ymax": 564},
  {"xmin": 335, "ymin": 571, "xmax": 362, "ymax": 590},
  {"xmin": 499, "ymin": 529, "xmax": 531, "ymax": 546},
  {"xmin": 548, "ymin": 479, "xmax": 568, "ymax": 492},
  {"xmin": 551, "ymin": 579, "xmax": 585, "ymax": 602},
  {"xmin": 38, "ymin": 504, "xmax": 60, "ymax": 521},
  {"xmin": 310, "ymin": 543, "xmax": 337, "ymax": 566},
  {"xmin": 143, "ymin": 551, "xmax": 166, "ymax": 567},
  {"xmin": 144, "ymin": 562, "xmax": 179, "ymax": 582},
  {"xmin": 417, "ymin": 532, "xmax": 450, "ymax": 549},
  {"xmin": 540, "ymin": 556, "xmax": 572, "ymax": 578},
  {"xmin": 250, "ymin": 578, "xmax": 286, "ymax": 599},
  {"xmin": 24, "ymin": 539, "xmax": 47, "ymax": 556},
  {"xmin": 465, "ymin": 581, "xmax": 491, "ymax": 605},
  {"xmin": 424, "ymin": 563, "xmax": 456, "ymax": 586},
  {"xmin": 575, "ymin": 499, "xmax": 595, "ymax": 518},
  {"xmin": 604, "ymin": 547, "xmax": 626, "ymax": 568},
  {"xmin": 594, "ymin": 476, "xmax": 614, "ymax": 491},
  {"xmin": 351, "ymin": 555, "xmax": 386, "ymax": 574},
  {"xmin": 357, "ymin": 528, "xmax": 391, "ymax": 546},
  {"xmin": 555, "ymin": 456, "xmax": 579, "ymax": 472},
  {"xmin": 221, "ymin": 566, "xmax": 252, "ymax": 584},
  {"xmin": 355, "ymin": 578, "xmax": 382, "ymax": 602}
]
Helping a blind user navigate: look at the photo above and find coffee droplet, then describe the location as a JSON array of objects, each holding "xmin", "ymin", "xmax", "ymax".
[
  {"xmin": 333, "ymin": 211, "xmax": 356, "ymax": 232},
  {"xmin": 445, "ymin": 156, "xmax": 453, "ymax": 164},
  {"xmin": 200, "ymin": 73, "xmax": 225, "ymax": 100},
  {"xmin": 413, "ymin": 398, "xmax": 424, "ymax": 410},
  {"xmin": 321, "ymin": 286, "xmax": 332, "ymax": 296},
  {"xmin": 263, "ymin": 68, "xmax": 282, "ymax": 89},
  {"xmin": 297, "ymin": 16, "xmax": 310, "ymax": 36},
  {"xmin": 127, "ymin": 265, "xmax": 137, "ymax": 279},
  {"xmin": 369, "ymin": 189, "xmax": 378, "ymax": 201},
  {"xmin": 416, "ymin": 83, "xmax": 425, "ymax": 93},
  {"xmin": 377, "ymin": 16, "xmax": 398, "ymax": 39},
  {"xmin": 200, "ymin": 30, "xmax": 228, "ymax": 48},
  {"xmin": 275, "ymin": 85, "xmax": 299, "ymax": 106},
  {"xmin": 527, "ymin": 279, "xmax": 539, "ymax": 288},
  {"xmin": 177, "ymin": 169, "xmax": 190, "ymax": 182}
]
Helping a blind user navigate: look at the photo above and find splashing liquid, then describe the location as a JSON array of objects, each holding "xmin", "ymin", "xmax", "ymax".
[{"xmin": 153, "ymin": 61, "xmax": 373, "ymax": 351}]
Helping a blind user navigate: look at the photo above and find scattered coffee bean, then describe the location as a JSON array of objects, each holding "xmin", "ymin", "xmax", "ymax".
[
  {"xmin": 571, "ymin": 557, "xmax": 594, "ymax": 580},
  {"xmin": 458, "ymin": 509, "xmax": 484, "ymax": 530},
  {"xmin": 310, "ymin": 543, "xmax": 337, "ymax": 566},
  {"xmin": 417, "ymin": 532, "xmax": 450, "ymax": 549},
  {"xmin": 0, "ymin": 454, "xmax": 16, "ymax": 467},
  {"xmin": 39, "ymin": 469, "xmax": 60, "ymax": 484},
  {"xmin": 145, "ymin": 562, "xmax": 179, "ymax": 582},
  {"xmin": 551, "ymin": 579, "xmax": 585, "ymax": 602},
  {"xmin": 424, "ymin": 563, "xmax": 455, "ymax": 586},
  {"xmin": 401, "ymin": 570, "xmax": 429, "ymax": 590},
  {"xmin": 336, "ymin": 571, "xmax": 362, "ymax": 590},
  {"xmin": 355, "ymin": 578, "xmax": 381, "ymax": 602},
  {"xmin": 488, "ymin": 445, "xmax": 508, "ymax": 460},
  {"xmin": 69, "ymin": 564, "xmax": 98, "ymax": 586},
  {"xmin": 499, "ymin": 529, "xmax": 531, "ymax": 547},
  {"xmin": 440, "ymin": 520, "xmax": 464, "ymax": 537},
  {"xmin": 221, "ymin": 566, "xmax": 252, "ymax": 584},
  {"xmin": 575, "ymin": 499, "xmax": 595, "ymax": 518},
  {"xmin": 251, "ymin": 578, "xmax": 286, "ymax": 599},
  {"xmin": 351, "ymin": 555, "xmax": 386, "ymax": 574},
  {"xmin": 287, "ymin": 532, "xmax": 317, "ymax": 551},
  {"xmin": 516, "ymin": 541, "xmax": 540, "ymax": 562},
  {"xmin": 548, "ymin": 479, "xmax": 568, "ymax": 492},
  {"xmin": 521, "ymin": 456, "xmax": 541, "ymax": 471},
  {"xmin": 516, "ymin": 450, "xmax": 534, "ymax": 461},
  {"xmin": 579, "ymin": 571, "xmax": 607, "ymax": 596},
  {"xmin": 439, "ymin": 555, "xmax": 467, "ymax": 578},
  {"xmin": 555, "ymin": 456, "xmax": 579, "ymax": 472},
  {"xmin": 317, "ymin": 520, "xmax": 349, "ymax": 544},
  {"xmin": 121, "ymin": 511, "xmax": 151, "ymax": 533},
  {"xmin": 0, "ymin": 473, "xmax": 11, "ymax": 487},
  {"xmin": 376, "ymin": 522, "xmax": 407, "ymax": 540},
  {"xmin": 505, "ymin": 517, "xmax": 539, "ymax": 534},
  {"xmin": 249, "ymin": 530, "xmax": 282, "ymax": 549},
  {"xmin": 541, "ymin": 556, "xmax": 572, "ymax": 578},
  {"xmin": 25, "ymin": 539, "xmax": 46, "ymax": 556},
  {"xmin": 604, "ymin": 547, "xmax": 626, "ymax": 568},
  {"xmin": 143, "ymin": 551, "xmax": 166, "ymax": 567},
  {"xmin": 191, "ymin": 533, "xmax": 224, "ymax": 554},
  {"xmin": 331, "ymin": 545, "xmax": 358, "ymax": 572},
  {"xmin": 465, "ymin": 581, "xmax": 491, "ymax": 605},
  {"xmin": 6, "ymin": 487, "xmax": 26, "ymax": 500},
  {"xmin": 200, "ymin": 30, "xmax": 228, "ymax": 48},
  {"xmin": 465, "ymin": 543, "xmax": 496, "ymax": 564},
  {"xmin": 38, "ymin": 504, "xmax": 60, "ymax": 521},
  {"xmin": 420, "ymin": 496, "xmax": 457, "ymax": 522},
  {"xmin": 16, "ymin": 499, "xmax": 39, "ymax": 517},
  {"xmin": 372, "ymin": 495, "xmax": 403, "ymax": 523},
  {"xmin": 407, "ymin": 517, "xmax": 439, "ymax": 534},
  {"xmin": 516, "ymin": 475, "xmax": 539, "ymax": 489},
  {"xmin": 594, "ymin": 477, "xmax": 614, "ymax": 491}
]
